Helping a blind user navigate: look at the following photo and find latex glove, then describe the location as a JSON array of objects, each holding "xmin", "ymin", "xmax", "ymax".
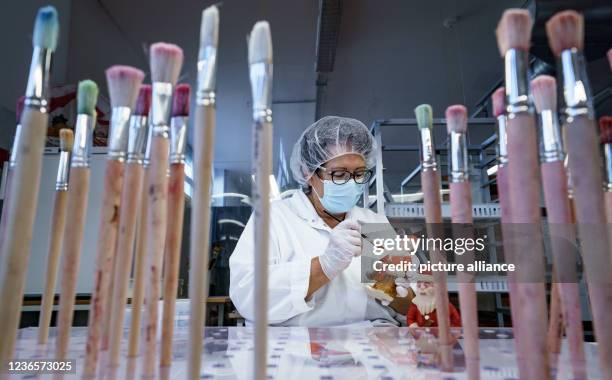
[{"xmin": 319, "ymin": 220, "xmax": 362, "ymax": 280}]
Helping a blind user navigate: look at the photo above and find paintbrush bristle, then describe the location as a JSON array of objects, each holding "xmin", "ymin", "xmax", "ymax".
[
  {"xmin": 59, "ymin": 128, "xmax": 74, "ymax": 152},
  {"xmin": 492, "ymin": 87, "xmax": 506, "ymax": 117},
  {"xmin": 445, "ymin": 105, "xmax": 468, "ymax": 134},
  {"xmin": 105, "ymin": 65, "xmax": 145, "ymax": 109},
  {"xmin": 200, "ymin": 5, "xmax": 219, "ymax": 50},
  {"xmin": 546, "ymin": 10, "xmax": 584, "ymax": 56},
  {"xmin": 495, "ymin": 9, "xmax": 532, "ymax": 56},
  {"xmin": 600, "ymin": 116, "xmax": 612, "ymax": 145},
  {"xmin": 415, "ymin": 104, "xmax": 433, "ymax": 130},
  {"xmin": 16, "ymin": 96, "xmax": 25, "ymax": 124},
  {"xmin": 172, "ymin": 84, "xmax": 191, "ymax": 117},
  {"xmin": 134, "ymin": 85, "xmax": 151, "ymax": 116},
  {"xmin": 150, "ymin": 43, "xmax": 183, "ymax": 85},
  {"xmin": 249, "ymin": 21, "xmax": 272, "ymax": 65},
  {"xmin": 77, "ymin": 80, "xmax": 99, "ymax": 117},
  {"xmin": 608, "ymin": 48, "xmax": 612, "ymax": 71},
  {"xmin": 531, "ymin": 75, "xmax": 557, "ymax": 113},
  {"xmin": 33, "ymin": 6, "xmax": 59, "ymax": 51}
]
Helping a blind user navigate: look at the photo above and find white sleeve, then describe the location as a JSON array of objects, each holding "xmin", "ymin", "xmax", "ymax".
[{"xmin": 229, "ymin": 213, "xmax": 314, "ymax": 325}]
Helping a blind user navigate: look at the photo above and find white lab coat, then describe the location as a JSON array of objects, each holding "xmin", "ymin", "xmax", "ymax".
[{"xmin": 229, "ymin": 190, "xmax": 398, "ymax": 326}]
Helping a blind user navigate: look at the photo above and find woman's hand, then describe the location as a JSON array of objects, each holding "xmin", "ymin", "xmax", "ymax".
[{"xmin": 319, "ymin": 220, "xmax": 362, "ymax": 280}]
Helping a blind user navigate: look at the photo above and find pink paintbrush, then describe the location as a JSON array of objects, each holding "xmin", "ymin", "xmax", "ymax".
[
  {"xmin": 160, "ymin": 83, "xmax": 190, "ymax": 367},
  {"xmin": 532, "ymin": 74, "xmax": 586, "ymax": 378},
  {"xmin": 547, "ymin": 11, "xmax": 612, "ymax": 379},
  {"xmin": 496, "ymin": 9, "xmax": 550, "ymax": 378},
  {"xmin": 141, "ymin": 42, "xmax": 183, "ymax": 378},
  {"xmin": 446, "ymin": 105, "xmax": 479, "ymax": 379},
  {"xmin": 599, "ymin": 116, "xmax": 612, "ymax": 223}
]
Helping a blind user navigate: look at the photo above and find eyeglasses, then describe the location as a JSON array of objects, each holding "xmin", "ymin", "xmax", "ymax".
[{"xmin": 316, "ymin": 167, "xmax": 373, "ymax": 185}]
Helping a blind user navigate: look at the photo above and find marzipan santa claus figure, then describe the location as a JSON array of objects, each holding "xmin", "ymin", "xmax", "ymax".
[{"xmin": 407, "ymin": 272, "xmax": 461, "ymax": 328}]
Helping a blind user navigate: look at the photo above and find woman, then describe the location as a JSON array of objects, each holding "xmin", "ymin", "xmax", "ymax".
[{"xmin": 230, "ymin": 116, "xmax": 411, "ymax": 326}]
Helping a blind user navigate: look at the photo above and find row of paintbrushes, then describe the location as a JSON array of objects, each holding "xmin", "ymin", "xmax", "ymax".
[
  {"xmin": 0, "ymin": 4, "xmax": 274, "ymax": 380},
  {"xmin": 416, "ymin": 9, "xmax": 612, "ymax": 380}
]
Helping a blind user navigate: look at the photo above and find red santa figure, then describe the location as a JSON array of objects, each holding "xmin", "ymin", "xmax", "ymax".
[{"xmin": 407, "ymin": 271, "xmax": 461, "ymax": 328}]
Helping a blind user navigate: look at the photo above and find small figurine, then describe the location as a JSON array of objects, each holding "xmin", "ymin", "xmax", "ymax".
[{"xmin": 407, "ymin": 271, "xmax": 461, "ymax": 328}]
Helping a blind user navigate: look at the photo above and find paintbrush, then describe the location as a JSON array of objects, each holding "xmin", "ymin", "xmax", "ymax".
[
  {"xmin": 0, "ymin": 96, "xmax": 26, "ymax": 264},
  {"xmin": 141, "ymin": 42, "xmax": 183, "ymax": 378},
  {"xmin": 415, "ymin": 104, "xmax": 453, "ymax": 371},
  {"xmin": 37, "ymin": 128, "xmax": 74, "ymax": 345},
  {"xmin": 547, "ymin": 11, "xmax": 612, "ymax": 378},
  {"xmin": 126, "ymin": 85, "xmax": 152, "ymax": 358},
  {"xmin": 0, "ymin": 6, "xmax": 59, "ymax": 361},
  {"xmin": 55, "ymin": 80, "xmax": 98, "ymax": 360},
  {"xmin": 491, "ymin": 86, "xmax": 531, "ymax": 377},
  {"xmin": 446, "ymin": 104, "xmax": 480, "ymax": 379},
  {"xmin": 160, "ymin": 83, "xmax": 190, "ymax": 367},
  {"xmin": 188, "ymin": 6, "xmax": 219, "ymax": 379},
  {"xmin": 496, "ymin": 10, "xmax": 551, "ymax": 378},
  {"xmin": 600, "ymin": 116, "xmax": 612, "ymax": 222},
  {"xmin": 532, "ymin": 74, "xmax": 586, "ymax": 378},
  {"xmin": 607, "ymin": 48, "xmax": 612, "ymax": 71},
  {"xmin": 107, "ymin": 85, "xmax": 151, "ymax": 367},
  {"xmin": 249, "ymin": 21, "xmax": 273, "ymax": 380},
  {"xmin": 81, "ymin": 66, "xmax": 143, "ymax": 377}
]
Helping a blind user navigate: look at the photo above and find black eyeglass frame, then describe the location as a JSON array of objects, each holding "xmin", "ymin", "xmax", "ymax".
[{"xmin": 315, "ymin": 166, "xmax": 374, "ymax": 185}]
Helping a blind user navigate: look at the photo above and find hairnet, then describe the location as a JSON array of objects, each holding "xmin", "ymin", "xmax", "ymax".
[{"xmin": 290, "ymin": 116, "xmax": 376, "ymax": 185}]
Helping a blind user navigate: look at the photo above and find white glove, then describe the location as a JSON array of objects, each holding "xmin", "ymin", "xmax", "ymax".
[{"xmin": 319, "ymin": 220, "xmax": 362, "ymax": 280}]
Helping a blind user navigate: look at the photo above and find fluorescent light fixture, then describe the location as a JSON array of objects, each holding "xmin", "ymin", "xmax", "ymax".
[
  {"xmin": 218, "ymin": 219, "xmax": 246, "ymax": 228},
  {"xmin": 487, "ymin": 165, "xmax": 499, "ymax": 176}
]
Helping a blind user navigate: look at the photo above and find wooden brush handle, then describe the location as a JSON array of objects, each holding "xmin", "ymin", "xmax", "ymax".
[
  {"xmin": 546, "ymin": 282, "xmax": 563, "ymax": 355},
  {"xmin": 540, "ymin": 160, "xmax": 586, "ymax": 377},
  {"xmin": 449, "ymin": 181, "xmax": 479, "ymax": 376},
  {"xmin": 0, "ymin": 169, "xmax": 14, "ymax": 264},
  {"xmin": 253, "ymin": 120, "xmax": 272, "ymax": 380},
  {"xmin": 127, "ymin": 168, "xmax": 149, "ymax": 357},
  {"xmin": 82, "ymin": 159, "xmax": 124, "ymax": 377},
  {"xmin": 497, "ymin": 166, "xmax": 528, "ymax": 377},
  {"xmin": 0, "ymin": 108, "xmax": 48, "ymax": 361},
  {"xmin": 564, "ymin": 115, "xmax": 612, "ymax": 379},
  {"xmin": 506, "ymin": 113, "xmax": 550, "ymax": 379},
  {"xmin": 55, "ymin": 167, "xmax": 91, "ymax": 359},
  {"xmin": 160, "ymin": 163, "xmax": 186, "ymax": 367},
  {"xmin": 108, "ymin": 162, "xmax": 144, "ymax": 366},
  {"xmin": 605, "ymin": 192, "xmax": 612, "ymax": 223},
  {"xmin": 37, "ymin": 189, "xmax": 69, "ymax": 344},
  {"xmin": 142, "ymin": 136, "xmax": 170, "ymax": 378},
  {"xmin": 189, "ymin": 105, "xmax": 216, "ymax": 380},
  {"xmin": 420, "ymin": 168, "xmax": 453, "ymax": 372}
]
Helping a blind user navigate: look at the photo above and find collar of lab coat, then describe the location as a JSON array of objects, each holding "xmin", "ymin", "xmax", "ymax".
[{"xmin": 288, "ymin": 190, "xmax": 357, "ymax": 232}]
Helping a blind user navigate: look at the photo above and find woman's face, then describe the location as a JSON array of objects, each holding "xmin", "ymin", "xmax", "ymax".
[{"xmin": 308, "ymin": 153, "xmax": 367, "ymax": 198}]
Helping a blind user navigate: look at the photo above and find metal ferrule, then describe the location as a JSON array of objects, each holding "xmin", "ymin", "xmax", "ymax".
[
  {"xmin": 449, "ymin": 131, "xmax": 468, "ymax": 182},
  {"xmin": 71, "ymin": 114, "xmax": 95, "ymax": 168},
  {"xmin": 24, "ymin": 47, "xmax": 52, "ymax": 112},
  {"xmin": 419, "ymin": 127, "xmax": 437, "ymax": 171},
  {"xmin": 249, "ymin": 62, "xmax": 273, "ymax": 122},
  {"xmin": 127, "ymin": 115, "xmax": 148, "ymax": 164},
  {"xmin": 538, "ymin": 109, "xmax": 564, "ymax": 163},
  {"xmin": 196, "ymin": 45, "xmax": 217, "ymax": 106},
  {"xmin": 107, "ymin": 106, "xmax": 131, "ymax": 161},
  {"xmin": 169, "ymin": 116, "xmax": 188, "ymax": 164},
  {"xmin": 497, "ymin": 115, "xmax": 508, "ymax": 166},
  {"xmin": 9, "ymin": 124, "xmax": 22, "ymax": 168},
  {"xmin": 56, "ymin": 151, "xmax": 70, "ymax": 191},
  {"xmin": 504, "ymin": 49, "xmax": 532, "ymax": 116},
  {"xmin": 560, "ymin": 49, "xmax": 593, "ymax": 121},
  {"xmin": 604, "ymin": 144, "xmax": 612, "ymax": 191},
  {"xmin": 151, "ymin": 82, "xmax": 172, "ymax": 138}
]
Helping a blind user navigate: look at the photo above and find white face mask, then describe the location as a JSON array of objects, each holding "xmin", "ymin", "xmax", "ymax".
[{"xmin": 313, "ymin": 179, "xmax": 363, "ymax": 214}]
